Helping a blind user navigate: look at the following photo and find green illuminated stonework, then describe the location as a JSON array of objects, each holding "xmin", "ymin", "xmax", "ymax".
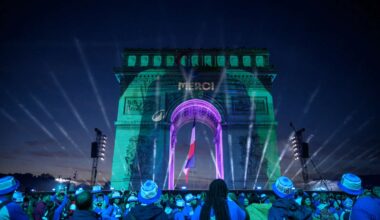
[
  {"xmin": 256, "ymin": 55, "xmax": 265, "ymax": 67},
  {"xmin": 166, "ymin": 56, "xmax": 175, "ymax": 66},
  {"xmin": 230, "ymin": 55, "xmax": 238, "ymax": 67},
  {"xmin": 243, "ymin": 56, "xmax": 251, "ymax": 67},
  {"xmin": 153, "ymin": 55, "xmax": 161, "ymax": 67},
  {"xmin": 180, "ymin": 55, "xmax": 187, "ymax": 66},
  {"xmin": 217, "ymin": 56, "xmax": 225, "ymax": 67},
  {"xmin": 191, "ymin": 55, "xmax": 199, "ymax": 66},
  {"xmin": 141, "ymin": 55, "xmax": 149, "ymax": 66},
  {"xmin": 112, "ymin": 48, "xmax": 279, "ymax": 190},
  {"xmin": 127, "ymin": 55, "xmax": 136, "ymax": 67},
  {"xmin": 204, "ymin": 55, "xmax": 212, "ymax": 66}
]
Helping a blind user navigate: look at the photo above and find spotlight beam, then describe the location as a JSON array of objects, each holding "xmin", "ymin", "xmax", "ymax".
[
  {"xmin": 5, "ymin": 92, "xmax": 70, "ymax": 160},
  {"xmin": 228, "ymin": 134, "xmax": 235, "ymax": 190},
  {"xmin": 264, "ymin": 132, "xmax": 293, "ymax": 188},
  {"xmin": 324, "ymin": 148, "xmax": 358, "ymax": 174},
  {"xmin": 303, "ymin": 86, "xmax": 320, "ymax": 114},
  {"xmin": 49, "ymin": 71, "xmax": 91, "ymax": 138},
  {"xmin": 254, "ymin": 126, "xmax": 272, "ymax": 189},
  {"xmin": 75, "ymin": 39, "xmax": 112, "ymax": 131},
  {"xmin": 292, "ymin": 112, "xmax": 354, "ymax": 179},
  {"xmin": 19, "ymin": 103, "xmax": 66, "ymax": 150},
  {"xmin": 243, "ymin": 94, "xmax": 255, "ymax": 188},
  {"xmin": 210, "ymin": 148, "xmax": 221, "ymax": 178},
  {"xmin": 351, "ymin": 150, "xmax": 380, "ymax": 173},
  {"xmin": 224, "ymin": 76, "xmax": 235, "ymax": 189},
  {"xmin": 283, "ymin": 160, "xmax": 296, "ymax": 176},
  {"xmin": 152, "ymin": 138, "xmax": 157, "ymax": 182},
  {"xmin": 313, "ymin": 138, "xmax": 351, "ymax": 170},
  {"xmin": 211, "ymin": 68, "xmax": 226, "ymax": 99},
  {"xmin": 341, "ymin": 147, "xmax": 379, "ymax": 171},
  {"xmin": 0, "ymin": 107, "xmax": 17, "ymax": 123},
  {"xmin": 31, "ymin": 95, "xmax": 87, "ymax": 158}
]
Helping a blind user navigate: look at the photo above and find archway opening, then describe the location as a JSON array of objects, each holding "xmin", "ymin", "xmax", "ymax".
[{"xmin": 168, "ymin": 99, "xmax": 223, "ymax": 190}]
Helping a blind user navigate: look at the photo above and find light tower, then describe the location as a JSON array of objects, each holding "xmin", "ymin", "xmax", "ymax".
[
  {"xmin": 289, "ymin": 123, "xmax": 309, "ymax": 184},
  {"xmin": 90, "ymin": 128, "xmax": 107, "ymax": 186}
]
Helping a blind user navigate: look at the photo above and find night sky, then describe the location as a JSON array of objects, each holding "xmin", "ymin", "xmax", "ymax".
[{"xmin": 0, "ymin": 0, "xmax": 379, "ymax": 186}]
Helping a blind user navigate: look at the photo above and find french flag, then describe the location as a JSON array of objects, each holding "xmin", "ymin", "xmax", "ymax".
[{"xmin": 183, "ymin": 119, "xmax": 196, "ymax": 184}]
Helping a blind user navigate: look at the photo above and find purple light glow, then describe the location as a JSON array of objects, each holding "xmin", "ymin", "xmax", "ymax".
[{"xmin": 168, "ymin": 99, "xmax": 224, "ymax": 190}]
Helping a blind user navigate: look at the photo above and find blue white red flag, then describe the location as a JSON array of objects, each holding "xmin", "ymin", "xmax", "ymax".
[{"xmin": 183, "ymin": 120, "xmax": 196, "ymax": 183}]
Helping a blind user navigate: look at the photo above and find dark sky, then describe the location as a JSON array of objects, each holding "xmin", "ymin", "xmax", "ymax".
[{"xmin": 0, "ymin": 0, "xmax": 379, "ymax": 185}]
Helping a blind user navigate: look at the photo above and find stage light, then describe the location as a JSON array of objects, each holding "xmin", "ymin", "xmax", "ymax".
[
  {"xmin": 181, "ymin": 186, "xmax": 187, "ymax": 190},
  {"xmin": 256, "ymin": 186, "xmax": 262, "ymax": 190},
  {"xmin": 91, "ymin": 128, "xmax": 107, "ymax": 185},
  {"xmin": 96, "ymin": 134, "xmax": 107, "ymax": 161}
]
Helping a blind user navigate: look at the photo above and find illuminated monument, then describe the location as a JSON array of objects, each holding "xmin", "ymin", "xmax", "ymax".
[{"xmin": 111, "ymin": 49, "xmax": 280, "ymax": 190}]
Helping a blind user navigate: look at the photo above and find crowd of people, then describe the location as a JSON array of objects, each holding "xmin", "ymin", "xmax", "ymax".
[{"xmin": 0, "ymin": 173, "xmax": 379, "ymax": 219}]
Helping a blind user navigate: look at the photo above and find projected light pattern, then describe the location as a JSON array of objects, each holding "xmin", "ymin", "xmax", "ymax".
[
  {"xmin": 112, "ymin": 49, "xmax": 280, "ymax": 190},
  {"xmin": 169, "ymin": 99, "xmax": 223, "ymax": 190}
]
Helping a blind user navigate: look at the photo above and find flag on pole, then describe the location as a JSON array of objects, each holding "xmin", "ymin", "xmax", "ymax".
[{"xmin": 183, "ymin": 119, "xmax": 196, "ymax": 184}]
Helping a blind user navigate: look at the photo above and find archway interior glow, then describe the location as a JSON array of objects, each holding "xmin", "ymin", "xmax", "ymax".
[{"xmin": 169, "ymin": 99, "xmax": 223, "ymax": 190}]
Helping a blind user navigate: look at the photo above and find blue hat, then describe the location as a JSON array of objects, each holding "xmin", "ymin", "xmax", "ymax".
[
  {"xmin": 111, "ymin": 191, "xmax": 122, "ymax": 199},
  {"xmin": 184, "ymin": 193, "xmax": 194, "ymax": 202},
  {"xmin": 91, "ymin": 185, "xmax": 102, "ymax": 194},
  {"xmin": 338, "ymin": 173, "xmax": 363, "ymax": 195},
  {"xmin": 176, "ymin": 198, "xmax": 185, "ymax": 207},
  {"xmin": 272, "ymin": 176, "xmax": 295, "ymax": 198},
  {"xmin": 127, "ymin": 195, "xmax": 138, "ymax": 202},
  {"xmin": 12, "ymin": 191, "xmax": 24, "ymax": 203},
  {"xmin": 75, "ymin": 187, "xmax": 84, "ymax": 196},
  {"xmin": 343, "ymin": 198, "xmax": 353, "ymax": 209},
  {"xmin": 0, "ymin": 176, "xmax": 20, "ymax": 195},
  {"xmin": 138, "ymin": 180, "xmax": 161, "ymax": 205}
]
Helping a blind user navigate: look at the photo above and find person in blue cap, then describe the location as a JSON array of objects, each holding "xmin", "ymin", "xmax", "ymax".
[
  {"xmin": 125, "ymin": 193, "xmax": 138, "ymax": 216},
  {"xmin": 91, "ymin": 185, "xmax": 109, "ymax": 216},
  {"xmin": 168, "ymin": 198, "xmax": 185, "ymax": 220},
  {"xmin": 337, "ymin": 173, "xmax": 380, "ymax": 220},
  {"xmin": 0, "ymin": 176, "xmax": 29, "ymax": 220},
  {"xmin": 351, "ymin": 185, "xmax": 380, "ymax": 220},
  {"xmin": 102, "ymin": 191, "xmax": 124, "ymax": 219},
  {"xmin": 268, "ymin": 176, "xmax": 312, "ymax": 220},
  {"xmin": 125, "ymin": 180, "xmax": 168, "ymax": 220},
  {"xmin": 182, "ymin": 193, "xmax": 197, "ymax": 219}
]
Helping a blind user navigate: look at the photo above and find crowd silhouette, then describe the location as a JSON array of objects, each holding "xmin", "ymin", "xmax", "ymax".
[{"xmin": 0, "ymin": 173, "xmax": 379, "ymax": 220}]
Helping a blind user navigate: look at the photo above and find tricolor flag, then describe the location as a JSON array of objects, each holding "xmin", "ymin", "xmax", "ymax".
[{"xmin": 183, "ymin": 119, "xmax": 196, "ymax": 184}]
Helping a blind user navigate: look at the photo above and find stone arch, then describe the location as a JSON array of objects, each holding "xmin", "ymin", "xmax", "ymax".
[{"xmin": 168, "ymin": 99, "xmax": 223, "ymax": 190}]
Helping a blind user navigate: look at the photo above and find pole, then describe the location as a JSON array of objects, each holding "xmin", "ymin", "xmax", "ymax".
[
  {"xmin": 300, "ymin": 158, "xmax": 309, "ymax": 184},
  {"xmin": 310, "ymin": 159, "xmax": 330, "ymax": 191},
  {"xmin": 91, "ymin": 157, "xmax": 99, "ymax": 186}
]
